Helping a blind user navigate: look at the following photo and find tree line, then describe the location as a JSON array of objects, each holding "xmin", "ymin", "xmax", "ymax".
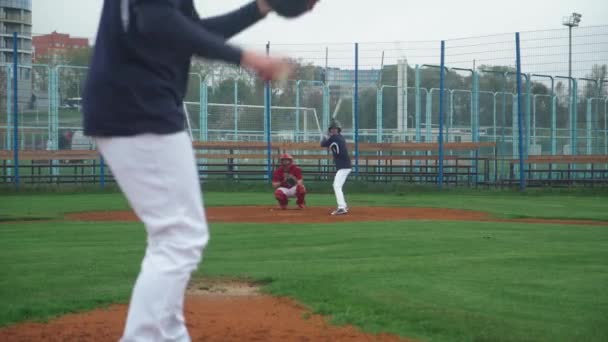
[{"xmin": 17, "ymin": 47, "xmax": 608, "ymax": 132}]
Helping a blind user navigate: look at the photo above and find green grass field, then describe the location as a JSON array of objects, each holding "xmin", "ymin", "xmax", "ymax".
[{"xmin": 1, "ymin": 191, "xmax": 607, "ymax": 342}]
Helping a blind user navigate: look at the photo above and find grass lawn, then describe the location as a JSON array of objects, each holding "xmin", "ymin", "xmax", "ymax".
[{"xmin": 0, "ymin": 191, "xmax": 607, "ymax": 341}]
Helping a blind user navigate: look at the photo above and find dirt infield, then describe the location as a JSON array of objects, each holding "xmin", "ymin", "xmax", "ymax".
[
  {"xmin": 67, "ymin": 206, "xmax": 490, "ymax": 224},
  {"xmin": 65, "ymin": 206, "xmax": 608, "ymax": 226},
  {"xmin": 0, "ymin": 280, "xmax": 410, "ymax": 342}
]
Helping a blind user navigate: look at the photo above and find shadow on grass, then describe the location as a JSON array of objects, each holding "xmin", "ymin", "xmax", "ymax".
[{"xmin": 0, "ymin": 216, "xmax": 53, "ymax": 223}]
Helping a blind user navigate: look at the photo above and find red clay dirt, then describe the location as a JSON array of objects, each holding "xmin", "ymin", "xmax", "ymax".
[
  {"xmin": 65, "ymin": 206, "xmax": 608, "ymax": 226},
  {"xmin": 0, "ymin": 280, "xmax": 411, "ymax": 342}
]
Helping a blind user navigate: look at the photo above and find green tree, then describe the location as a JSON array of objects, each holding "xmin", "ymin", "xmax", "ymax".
[
  {"xmin": 64, "ymin": 47, "xmax": 93, "ymax": 67},
  {"xmin": 583, "ymin": 64, "xmax": 607, "ymax": 99}
]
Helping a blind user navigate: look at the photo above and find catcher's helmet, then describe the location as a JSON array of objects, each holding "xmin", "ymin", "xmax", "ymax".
[
  {"xmin": 280, "ymin": 153, "xmax": 294, "ymax": 161},
  {"xmin": 328, "ymin": 120, "xmax": 342, "ymax": 133}
]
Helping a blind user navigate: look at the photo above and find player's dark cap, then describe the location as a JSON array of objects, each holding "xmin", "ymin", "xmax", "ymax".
[{"xmin": 328, "ymin": 120, "xmax": 342, "ymax": 133}]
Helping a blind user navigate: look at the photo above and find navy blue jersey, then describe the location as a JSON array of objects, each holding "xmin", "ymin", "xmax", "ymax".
[
  {"xmin": 321, "ymin": 134, "xmax": 352, "ymax": 170},
  {"xmin": 83, "ymin": 0, "xmax": 263, "ymax": 137}
]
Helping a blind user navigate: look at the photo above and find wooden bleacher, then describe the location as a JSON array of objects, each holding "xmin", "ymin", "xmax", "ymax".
[
  {"xmin": 4, "ymin": 143, "xmax": 607, "ymax": 186},
  {"xmin": 0, "ymin": 150, "xmax": 99, "ymax": 161},
  {"xmin": 189, "ymin": 141, "xmax": 495, "ymax": 185},
  {"xmin": 509, "ymin": 155, "xmax": 608, "ymax": 164},
  {"xmin": 1, "ymin": 142, "xmax": 496, "ymax": 185},
  {"xmin": 191, "ymin": 141, "xmax": 495, "ymax": 160},
  {"xmin": 507, "ymin": 154, "xmax": 608, "ymax": 185},
  {"xmin": 0, "ymin": 142, "xmax": 495, "ymax": 161}
]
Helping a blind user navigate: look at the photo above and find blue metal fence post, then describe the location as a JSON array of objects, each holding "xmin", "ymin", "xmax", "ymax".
[
  {"xmin": 265, "ymin": 42, "xmax": 272, "ymax": 182},
  {"xmin": 438, "ymin": 41, "xmax": 446, "ymax": 189},
  {"xmin": 12, "ymin": 32, "xmax": 19, "ymax": 188},
  {"xmin": 354, "ymin": 43, "xmax": 359, "ymax": 176},
  {"xmin": 515, "ymin": 33, "xmax": 526, "ymax": 191}
]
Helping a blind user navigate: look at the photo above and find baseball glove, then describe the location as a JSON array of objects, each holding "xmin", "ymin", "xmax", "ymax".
[
  {"xmin": 285, "ymin": 176, "xmax": 297, "ymax": 187},
  {"xmin": 267, "ymin": 0, "xmax": 319, "ymax": 18}
]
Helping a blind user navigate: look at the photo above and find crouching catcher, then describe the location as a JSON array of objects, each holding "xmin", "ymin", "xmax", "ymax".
[{"xmin": 272, "ymin": 153, "xmax": 306, "ymax": 209}]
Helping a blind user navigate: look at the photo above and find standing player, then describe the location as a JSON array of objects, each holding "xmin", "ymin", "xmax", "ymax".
[
  {"xmin": 272, "ymin": 153, "xmax": 306, "ymax": 209},
  {"xmin": 82, "ymin": 1, "xmax": 318, "ymax": 341},
  {"xmin": 321, "ymin": 120, "xmax": 352, "ymax": 215}
]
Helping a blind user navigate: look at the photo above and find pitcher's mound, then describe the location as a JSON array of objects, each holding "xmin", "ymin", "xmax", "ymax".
[{"xmin": 0, "ymin": 280, "xmax": 412, "ymax": 342}]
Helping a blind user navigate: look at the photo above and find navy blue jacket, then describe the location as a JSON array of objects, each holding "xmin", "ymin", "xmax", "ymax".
[
  {"xmin": 83, "ymin": 0, "xmax": 264, "ymax": 137},
  {"xmin": 321, "ymin": 134, "xmax": 352, "ymax": 170}
]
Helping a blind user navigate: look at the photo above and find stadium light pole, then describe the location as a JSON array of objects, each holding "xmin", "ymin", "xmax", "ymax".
[{"xmin": 562, "ymin": 13, "xmax": 582, "ymax": 102}]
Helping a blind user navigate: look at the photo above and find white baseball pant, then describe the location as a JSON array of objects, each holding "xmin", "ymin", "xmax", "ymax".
[
  {"xmin": 277, "ymin": 186, "xmax": 298, "ymax": 197},
  {"xmin": 333, "ymin": 168, "xmax": 352, "ymax": 209},
  {"xmin": 96, "ymin": 132, "xmax": 209, "ymax": 342}
]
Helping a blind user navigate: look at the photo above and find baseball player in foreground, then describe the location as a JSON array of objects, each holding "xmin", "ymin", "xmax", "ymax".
[
  {"xmin": 82, "ymin": 1, "xmax": 318, "ymax": 341},
  {"xmin": 272, "ymin": 153, "xmax": 307, "ymax": 209},
  {"xmin": 321, "ymin": 120, "xmax": 352, "ymax": 215}
]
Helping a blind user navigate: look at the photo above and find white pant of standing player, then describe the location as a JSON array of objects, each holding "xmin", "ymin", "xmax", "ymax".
[
  {"xmin": 333, "ymin": 168, "xmax": 352, "ymax": 209},
  {"xmin": 97, "ymin": 132, "xmax": 209, "ymax": 342}
]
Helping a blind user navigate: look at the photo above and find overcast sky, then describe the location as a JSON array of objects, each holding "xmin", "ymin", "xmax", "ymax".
[
  {"xmin": 33, "ymin": 0, "xmax": 608, "ymax": 43},
  {"xmin": 31, "ymin": 0, "xmax": 607, "ymax": 76}
]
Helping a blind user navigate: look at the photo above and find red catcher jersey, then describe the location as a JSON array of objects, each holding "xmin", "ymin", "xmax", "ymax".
[{"xmin": 272, "ymin": 165, "xmax": 303, "ymax": 188}]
